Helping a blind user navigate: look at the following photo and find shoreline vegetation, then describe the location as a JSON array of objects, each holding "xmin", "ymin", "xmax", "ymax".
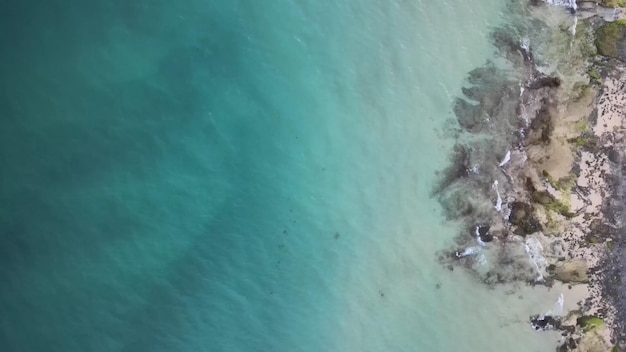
[{"xmin": 434, "ymin": 1, "xmax": 626, "ymax": 351}]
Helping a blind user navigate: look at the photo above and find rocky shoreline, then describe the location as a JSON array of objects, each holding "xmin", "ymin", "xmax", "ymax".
[{"xmin": 435, "ymin": 1, "xmax": 626, "ymax": 351}]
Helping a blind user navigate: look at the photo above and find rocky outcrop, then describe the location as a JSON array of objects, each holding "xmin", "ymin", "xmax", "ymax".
[
  {"xmin": 509, "ymin": 201, "xmax": 542, "ymax": 235},
  {"xmin": 553, "ymin": 260, "xmax": 590, "ymax": 283},
  {"xmin": 596, "ymin": 20, "xmax": 626, "ymax": 61}
]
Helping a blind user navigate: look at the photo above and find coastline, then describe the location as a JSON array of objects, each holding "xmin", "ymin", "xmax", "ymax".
[
  {"xmin": 435, "ymin": 1, "xmax": 626, "ymax": 350},
  {"xmin": 520, "ymin": 3, "xmax": 626, "ymax": 349}
]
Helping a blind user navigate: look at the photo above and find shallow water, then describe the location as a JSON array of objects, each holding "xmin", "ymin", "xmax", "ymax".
[{"xmin": 0, "ymin": 0, "xmax": 567, "ymax": 351}]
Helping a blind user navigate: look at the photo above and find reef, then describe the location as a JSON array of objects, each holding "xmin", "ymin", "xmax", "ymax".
[{"xmin": 434, "ymin": 0, "xmax": 626, "ymax": 350}]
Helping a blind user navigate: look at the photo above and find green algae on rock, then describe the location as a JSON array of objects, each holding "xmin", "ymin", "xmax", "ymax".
[
  {"xmin": 596, "ymin": 20, "xmax": 626, "ymax": 60},
  {"xmin": 599, "ymin": 0, "xmax": 626, "ymax": 8},
  {"xmin": 567, "ymin": 133, "xmax": 600, "ymax": 151},
  {"xmin": 577, "ymin": 316, "xmax": 605, "ymax": 332}
]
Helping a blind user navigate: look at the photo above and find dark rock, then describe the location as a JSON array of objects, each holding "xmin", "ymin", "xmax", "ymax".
[
  {"xmin": 480, "ymin": 233, "xmax": 494, "ymax": 243},
  {"xmin": 509, "ymin": 201, "xmax": 541, "ymax": 235},
  {"xmin": 590, "ymin": 219, "xmax": 612, "ymax": 237},
  {"xmin": 532, "ymin": 190, "xmax": 554, "ymax": 205},
  {"xmin": 529, "ymin": 98, "xmax": 555, "ymax": 144},
  {"xmin": 453, "ymin": 63, "xmax": 520, "ymax": 133},
  {"xmin": 530, "ymin": 314, "xmax": 561, "ymax": 331},
  {"xmin": 474, "ymin": 225, "xmax": 494, "ymax": 242},
  {"xmin": 596, "ymin": 20, "xmax": 626, "ymax": 61},
  {"xmin": 566, "ymin": 337, "xmax": 577, "ymax": 350},
  {"xmin": 557, "ymin": 337, "xmax": 578, "ymax": 352},
  {"xmin": 461, "ymin": 86, "xmax": 482, "ymax": 102},
  {"xmin": 476, "ymin": 225, "xmax": 490, "ymax": 236},
  {"xmin": 525, "ymin": 177, "xmax": 537, "ymax": 193},
  {"xmin": 453, "ymin": 98, "xmax": 484, "ymax": 132},
  {"xmin": 432, "ymin": 144, "xmax": 470, "ymax": 195},
  {"xmin": 576, "ymin": 315, "xmax": 604, "ymax": 330},
  {"xmin": 528, "ymin": 76, "xmax": 561, "ymax": 89}
]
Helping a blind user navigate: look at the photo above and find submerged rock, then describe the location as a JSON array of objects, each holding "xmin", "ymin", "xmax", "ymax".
[
  {"xmin": 491, "ymin": 29, "xmax": 534, "ymax": 65},
  {"xmin": 432, "ymin": 144, "xmax": 471, "ymax": 195},
  {"xmin": 453, "ymin": 98, "xmax": 482, "ymax": 132},
  {"xmin": 440, "ymin": 191, "xmax": 476, "ymax": 220},
  {"xmin": 453, "ymin": 63, "xmax": 520, "ymax": 133}
]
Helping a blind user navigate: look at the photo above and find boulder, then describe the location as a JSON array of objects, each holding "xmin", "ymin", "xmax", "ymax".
[
  {"xmin": 576, "ymin": 316, "xmax": 605, "ymax": 332},
  {"xmin": 475, "ymin": 225, "xmax": 494, "ymax": 242},
  {"xmin": 509, "ymin": 201, "xmax": 541, "ymax": 235},
  {"xmin": 554, "ymin": 260, "xmax": 589, "ymax": 283},
  {"xmin": 596, "ymin": 20, "xmax": 626, "ymax": 61}
]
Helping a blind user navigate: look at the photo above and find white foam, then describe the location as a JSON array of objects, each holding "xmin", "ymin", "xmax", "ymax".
[
  {"xmin": 457, "ymin": 246, "xmax": 481, "ymax": 257},
  {"xmin": 476, "ymin": 253, "xmax": 487, "ymax": 267},
  {"xmin": 544, "ymin": 293, "xmax": 565, "ymax": 316},
  {"xmin": 546, "ymin": 0, "xmax": 577, "ymax": 10},
  {"xmin": 520, "ymin": 37, "xmax": 530, "ymax": 53},
  {"xmin": 525, "ymin": 237, "xmax": 547, "ymax": 281},
  {"xmin": 475, "ymin": 226, "xmax": 486, "ymax": 246},
  {"xmin": 493, "ymin": 180, "xmax": 502, "ymax": 212},
  {"xmin": 499, "ymin": 151, "xmax": 511, "ymax": 167},
  {"xmin": 555, "ymin": 293, "xmax": 564, "ymax": 315}
]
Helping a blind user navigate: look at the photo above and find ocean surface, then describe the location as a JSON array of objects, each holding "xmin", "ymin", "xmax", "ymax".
[{"xmin": 0, "ymin": 1, "xmax": 567, "ymax": 351}]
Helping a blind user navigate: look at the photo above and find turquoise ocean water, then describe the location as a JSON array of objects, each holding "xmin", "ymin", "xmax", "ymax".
[{"xmin": 0, "ymin": 1, "xmax": 566, "ymax": 351}]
